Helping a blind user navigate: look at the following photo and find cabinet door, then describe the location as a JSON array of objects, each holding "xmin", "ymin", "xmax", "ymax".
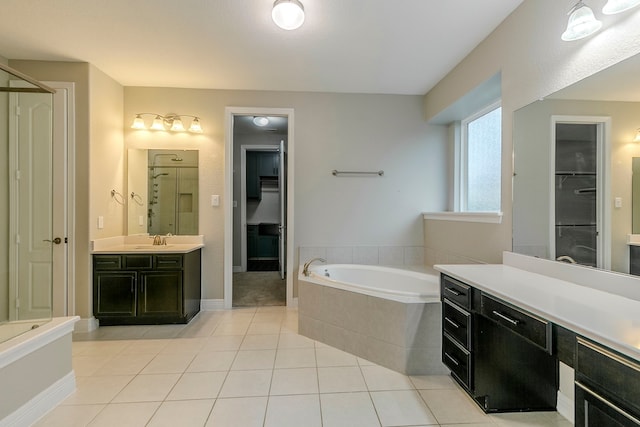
[
  {"xmin": 258, "ymin": 235, "xmax": 278, "ymax": 257},
  {"xmin": 94, "ymin": 271, "xmax": 136, "ymax": 317},
  {"xmin": 246, "ymin": 151, "xmax": 260, "ymax": 199},
  {"xmin": 259, "ymin": 152, "xmax": 278, "ymax": 176},
  {"xmin": 247, "ymin": 225, "xmax": 259, "ymax": 258},
  {"xmin": 138, "ymin": 271, "xmax": 183, "ymax": 317},
  {"xmin": 575, "ymin": 382, "xmax": 640, "ymax": 426}
]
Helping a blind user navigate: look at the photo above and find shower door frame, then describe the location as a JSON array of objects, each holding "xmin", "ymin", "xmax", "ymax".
[{"xmin": 549, "ymin": 115, "xmax": 611, "ymax": 270}]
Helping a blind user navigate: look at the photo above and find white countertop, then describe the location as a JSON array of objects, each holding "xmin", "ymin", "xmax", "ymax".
[
  {"xmin": 91, "ymin": 235, "xmax": 204, "ymax": 254},
  {"xmin": 434, "ymin": 263, "xmax": 640, "ymax": 362}
]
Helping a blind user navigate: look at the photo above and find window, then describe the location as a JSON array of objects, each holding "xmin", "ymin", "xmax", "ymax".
[{"xmin": 459, "ymin": 103, "xmax": 502, "ymax": 212}]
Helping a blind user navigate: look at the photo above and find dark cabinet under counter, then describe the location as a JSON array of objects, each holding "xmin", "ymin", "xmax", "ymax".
[
  {"xmin": 93, "ymin": 249, "xmax": 201, "ymax": 325},
  {"xmin": 440, "ymin": 274, "xmax": 557, "ymax": 413}
]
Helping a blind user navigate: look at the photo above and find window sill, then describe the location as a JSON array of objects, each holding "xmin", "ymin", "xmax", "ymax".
[{"xmin": 422, "ymin": 211, "xmax": 503, "ymax": 224}]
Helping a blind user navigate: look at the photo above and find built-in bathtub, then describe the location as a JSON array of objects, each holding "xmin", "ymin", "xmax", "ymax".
[
  {"xmin": 0, "ymin": 317, "xmax": 78, "ymax": 427},
  {"xmin": 298, "ymin": 264, "xmax": 448, "ymax": 375}
]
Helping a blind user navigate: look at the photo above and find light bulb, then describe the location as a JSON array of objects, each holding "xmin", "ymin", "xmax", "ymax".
[
  {"xmin": 189, "ymin": 118, "xmax": 203, "ymax": 133},
  {"xmin": 561, "ymin": 2, "xmax": 602, "ymax": 41},
  {"xmin": 131, "ymin": 114, "xmax": 146, "ymax": 129},
  {"xmin": 150, "ymin": 115, "xmax": 165, "ymax": 130},
  {"xmin": 170, "ymin": 117, "xmax": 185, "ymax": 132},
  {"xmin": 253, "ymin": 116, "xmax": 269, "ymax": 127},
  {"xmin": 602, "ymin": 0, "xmax": 640, "ymax": 14},
  {"xmin": 272, "ymin": 0, "xmax": 305, "ymax": 30}
]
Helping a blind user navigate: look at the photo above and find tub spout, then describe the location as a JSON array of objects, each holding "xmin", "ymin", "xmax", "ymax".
[{"xmin": 302, "ymin": 257, "xmax": 326, "ymax": 276}]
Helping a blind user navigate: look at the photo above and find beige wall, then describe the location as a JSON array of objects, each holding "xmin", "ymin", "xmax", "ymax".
[
  {"xmin": 125, "ymin": 88, "xmax": 448, "ymax": 300},
  {"xmin": 89, "ymin": 64, "xmax": 125, "ymax": 240},
  {"xmin": 423, "ymin": 0, "xmax": 640, "ymax": 265}
]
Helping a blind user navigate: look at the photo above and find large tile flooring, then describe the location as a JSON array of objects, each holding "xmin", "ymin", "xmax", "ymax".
[{"xmin": 36, "ymin": 307, "xmax": 572, "ymax": 426}]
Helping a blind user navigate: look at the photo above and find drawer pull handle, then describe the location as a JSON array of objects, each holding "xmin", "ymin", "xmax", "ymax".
[
  {"xmin": 492, "ymin": 310, "xmax": 520, "ymax": 326},
  {"xmin": 576, "ymin": 381, "xmax": 640, "ymax": 425},
  {"xmin": 445, "ymin": 317, "xmax": 461, "ymax": 329},
  {"xmin": 445, "ymin": 287, "xmax": 462, "ymax": 297},
  {"xmin": 444, "ymin": 352, "xmax": 460, "ymax": 366}
]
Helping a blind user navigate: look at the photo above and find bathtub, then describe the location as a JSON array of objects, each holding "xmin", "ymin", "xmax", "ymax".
[{"xmin": 298, "ymin": 264, "xmax": 448, "ymax": 375}]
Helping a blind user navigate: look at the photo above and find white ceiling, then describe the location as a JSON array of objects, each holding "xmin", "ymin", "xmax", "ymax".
[{"xmin": 0, "ymin": 0, "xmax": 523, "ymax": 95}]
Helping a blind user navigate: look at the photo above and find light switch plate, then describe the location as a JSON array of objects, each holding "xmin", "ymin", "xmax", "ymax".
[
  {"xmin": 97, "ymin": 216, "xmax": 104, "ymax": 229},
  {"xmin": 211, "ymin": 195, "xmax": 220, "ymax": 206}
]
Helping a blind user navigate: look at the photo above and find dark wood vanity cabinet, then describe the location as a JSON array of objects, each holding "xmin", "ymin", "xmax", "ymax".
[
  {"xmin": 440, "ymin": 274, "xmax": 557, "ymax": 413},
  {"xmin": 574, "ymin": 338, "xmax": 640, "ymax": 426},
  {"xmin": 93, "ymin": 250, "xmax": 201, "ymax": 325}
]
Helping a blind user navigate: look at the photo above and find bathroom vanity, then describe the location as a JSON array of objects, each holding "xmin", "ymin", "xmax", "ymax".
[
  {"xmin": 436, "ymin": 257, "xmax": 640, "ymax": 426},
  {"xmin": 91, "ymin": 236, "xmax": 203, "ymax": 325}
]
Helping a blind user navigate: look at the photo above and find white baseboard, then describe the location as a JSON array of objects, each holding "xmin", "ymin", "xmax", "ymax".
[
  {"xmin": 0, "ymin": 371, "xmax": 76, "ymax": 427},
  {"xmin": 73, "ymin": 317, "xmax": 98, "ymax": 333},
  {"xmin": 289, "ymin": 297, "xmax": 298, "ymax": 308},
  {"xmin": 201, "ymin": 299, "xmax": 225, "ymax": 311},
  {"xmin": 556, "ymin": 390, "xmax": 574, "ymax": 424},
  {"xmin": 233, "ymin": 266, "xmax": 242, "ymax": 273}
]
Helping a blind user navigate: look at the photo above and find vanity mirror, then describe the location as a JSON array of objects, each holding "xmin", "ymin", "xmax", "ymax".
[
  {"xmin": 513, "ymin": 53, "xmax": 640, "ymax": 275},
  {"xmin": 127, "ymin": 149, "xmax": 199, "ymax": 236}
]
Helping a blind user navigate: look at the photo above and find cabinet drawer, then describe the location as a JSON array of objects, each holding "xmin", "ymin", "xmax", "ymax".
[
  {"xmin": 443, "ymin": 333, "xmax": 472, "ymax": 390},
  {"xmin": 155, "ymin": 254, "xmax": 183, "ymax": 269},
  {"xmin": 441, "ymin": 275, "xmax": 472, "ymax": 310},
  {"xmin": 576, "ymin": 338, "xmax": 640, "ymax": 413},
  {"xmin": 480, "ymin": 294, "xmax": 551, "ymax": 353},
  {"xmin": 124, "ymin": 255, "xmax": 153, "ymax": 269},
  {"xmin": 443, "ymin": 299, "xmax": 472, "ymax": 350},
  {"xmin": 94, "ymin": 255, "xmax": 122, "ymax": 270}
]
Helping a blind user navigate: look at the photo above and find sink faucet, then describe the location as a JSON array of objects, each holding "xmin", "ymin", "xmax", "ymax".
[
  {"xmin": 302, "ymin": 257, "xmax": 326, "ymax": 276},
  {"xmin": 152, "ymin": 235, "xmax": 166, "ymax": 245}
]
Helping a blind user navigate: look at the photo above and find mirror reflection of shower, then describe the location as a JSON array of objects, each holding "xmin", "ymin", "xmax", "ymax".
[{"xmin": 147, "ymin": 150, "xmax": 199, "ymax": 235}]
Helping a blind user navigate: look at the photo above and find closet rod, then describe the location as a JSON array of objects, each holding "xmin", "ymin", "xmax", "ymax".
[{"xmin": 332, "ymin": 170, "xmax": 384, "ymax": 177}]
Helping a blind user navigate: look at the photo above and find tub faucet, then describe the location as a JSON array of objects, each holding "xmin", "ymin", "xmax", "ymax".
[
  {"xmin": 302, "ymin": 258, "xmax": 326, "ymax": 276},
  {"xmin": 556, "ymin": 255, "xmax": 577, "ymax": 264}
]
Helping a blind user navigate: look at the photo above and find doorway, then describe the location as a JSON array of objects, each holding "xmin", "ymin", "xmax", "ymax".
[
  {"xmin": 8, "ymin": 81, "xmax": 74, "ymax": 319},
  {"xmin": 224, "ymin": 108, "xmax": 295, "ymax": 309},
  {"xmin": 551, "ymin": 116, "xmax": 610, "ymax": 269}
]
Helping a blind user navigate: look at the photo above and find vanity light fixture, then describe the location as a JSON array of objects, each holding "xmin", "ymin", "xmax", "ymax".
[
  {"xmin": 131, "ymin": 113, "xmax": 203, "ymax": 133},
  {"xmin": 272, "ymin": 0, "xmax": 305, "ymax": 30},
  {"xmin": 561, "ymin": 1, "xmax": 602, "ymax": 41},
  {"xmin": 602, "ymin": 0, "xmax": 640, "ymax": 14},
  {"xmin": 633, "ymin": 129, "xmax": 640, "ymax": 143},
  {"xmin": 253, "ymin": 116, "xmax": 270, "ymax": 127}
]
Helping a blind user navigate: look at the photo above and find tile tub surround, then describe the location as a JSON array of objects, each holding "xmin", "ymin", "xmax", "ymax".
[
  {"xmin": 298, "ymin": 278, "xmax": 447, "ymax": 375},
  {"xmin": 299, "ymin": 245, "xmax": 425, "ymax": 266}
]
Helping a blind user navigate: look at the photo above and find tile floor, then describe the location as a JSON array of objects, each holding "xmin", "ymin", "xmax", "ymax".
[{"xmin": 36, "ymin": 307, "xmax": 573, "ymax": 426}]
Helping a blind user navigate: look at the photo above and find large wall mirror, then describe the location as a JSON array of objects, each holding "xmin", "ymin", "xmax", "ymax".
[
  {"xmin": 127, "ymin": 149, "xmax": 199, "ymax": 235},
  {"xmin": 513, "ymin": 53, "xmax": 640, "ymax": 275}
]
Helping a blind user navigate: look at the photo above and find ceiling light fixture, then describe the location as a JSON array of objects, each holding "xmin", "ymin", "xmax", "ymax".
[
  {"xmin": 272, "ymin": 0, "xmax": 305, "ymax": 30},
  {"xmin": 602, "ymin": 0, "xmax": 640, "ymax": 14},
  {"xmin": 561, "ymin": 1, "xmax": 602, "ymax": 41},
  {"xmin": 253, "ymin": 116, "xmax": 270, "ymax": 127},
  {"xmin": 131, "ymin": 113, "xmax": 203, "ymax": 133}
]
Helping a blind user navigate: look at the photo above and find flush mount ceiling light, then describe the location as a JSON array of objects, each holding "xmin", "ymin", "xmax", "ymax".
[
  {"xmin": 131, "ymin": 113, "xmax": 203, "ymax": 133},
  {"xmin": 602, "ymin": 0, "xmax": 640, "ymax": 14},
  {"xmin": 253, "ymin": 116, "xmax": 270, "ymax": 127},
  {"xmin": 272, "ymin": 0, "xmax": 305, "ymax": 30},
  {"xmin": 561, "ymin": 1, "xmax": 602, "ymax": 41}
]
